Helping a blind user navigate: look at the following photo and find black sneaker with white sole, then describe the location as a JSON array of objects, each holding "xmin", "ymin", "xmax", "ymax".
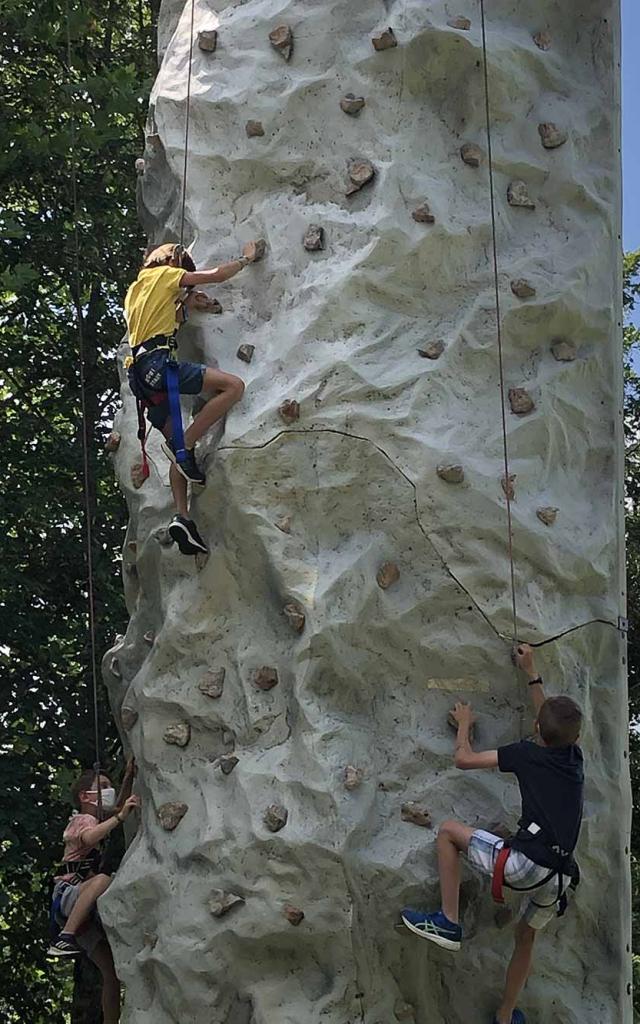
[
  {"xmin": 161, "ymin": 440, "xmax": 206, "ymax": 485},
  {"xmin": 168, "ymin": 515, "xmax": 208, "ymax": 555},
  {"xmin": 47, "ymin": 933, "xmax": 81, "ymax": 958}
]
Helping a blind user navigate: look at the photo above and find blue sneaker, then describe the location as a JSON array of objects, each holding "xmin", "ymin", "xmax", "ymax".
[
  {"xmin": 492, "ymin": 1013, "xmax": 525, "ymax": 1024},
  {"xmin": 401, "ymin": 908, "xmax": 462, "ymax": 950}
]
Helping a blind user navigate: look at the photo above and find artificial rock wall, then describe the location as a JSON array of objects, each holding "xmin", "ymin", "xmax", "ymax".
[{"xmin": 101, "ymin": 2, "xmax": 632, "ymax": 1022}]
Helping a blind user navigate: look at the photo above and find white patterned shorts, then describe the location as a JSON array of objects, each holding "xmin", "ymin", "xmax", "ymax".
[{"xmin": 467, "ymin": 829, "xmax": 573, "ymax": 931}]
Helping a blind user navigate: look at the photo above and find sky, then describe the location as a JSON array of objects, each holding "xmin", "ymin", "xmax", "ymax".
[{"xmin": 623, "ymin": 0, "xmax": 639, "ymax": 252}]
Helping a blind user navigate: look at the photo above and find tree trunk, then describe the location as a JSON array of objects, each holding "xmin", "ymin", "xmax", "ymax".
[{"xmin": 71, "ymin": 956, "xmax": 103, "ymax": 1024}]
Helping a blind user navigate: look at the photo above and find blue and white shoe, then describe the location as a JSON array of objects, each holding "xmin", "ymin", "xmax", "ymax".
[
  {"xmin": 492, "ymin": 1013, "xmax": 525, "ymax": 1024},
  {"xmin": 401, "ymin": 908, "xmax": 462, "ymax": 950}
]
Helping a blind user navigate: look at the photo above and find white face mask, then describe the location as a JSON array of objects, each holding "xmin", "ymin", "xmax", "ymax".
[{"xmin": 87, "ymin": 787, "xmax": 116, "ymax": 811}]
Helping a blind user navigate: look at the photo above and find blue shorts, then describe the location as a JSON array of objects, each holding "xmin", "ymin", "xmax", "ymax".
[{"xmin": 128, "ymin": 350, "xmax": 206, "ymax": 430}]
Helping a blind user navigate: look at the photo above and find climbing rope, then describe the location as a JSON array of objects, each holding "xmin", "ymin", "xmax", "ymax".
[
  {"xmin": 479, "ymin": 0, "xmax": 519, "ymax": 645},
  {"xmin": 65, "ymin": 0, "xmax": 103, "ymax": 808},
  {"xmin": 179, "ymin": 0, "xmax": 196, "ymax": 249}
]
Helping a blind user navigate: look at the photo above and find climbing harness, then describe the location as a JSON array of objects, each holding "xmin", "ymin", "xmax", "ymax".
[{"xmin": 491, "ymin": 821, "xmax": 581, "ymax": 918}]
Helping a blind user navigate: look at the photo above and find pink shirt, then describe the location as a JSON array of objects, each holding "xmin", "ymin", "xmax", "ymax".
[{"xmin": 62, "ymin": 813, "xmax": 98, "ymax": 862}]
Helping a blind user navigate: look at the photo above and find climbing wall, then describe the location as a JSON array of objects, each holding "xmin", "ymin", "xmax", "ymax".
[{"xmin": 101, "ymin": 2, "xmax": 631, "ymax": 1022}]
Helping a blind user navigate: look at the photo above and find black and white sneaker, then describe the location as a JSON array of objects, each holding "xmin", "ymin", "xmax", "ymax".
[
  {"xmin": 47, "ymin": 933, "xmax": 81, "ymax": 958},
  {"xmin": 168, "ymin": 515, "xmax": 208, "ymax": 555},
  {"xmin": 161, "ymin": 440, "xmax": 206, "ymax": 485}
]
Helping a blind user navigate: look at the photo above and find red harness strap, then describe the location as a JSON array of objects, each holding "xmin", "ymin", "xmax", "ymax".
[
  {"xmin": 492, "ymin": 846, "xmax": 511, "ymax": 904},
  {"xmin": 135, "ymin": 391, "xmax": 166, "ymax": 482}
]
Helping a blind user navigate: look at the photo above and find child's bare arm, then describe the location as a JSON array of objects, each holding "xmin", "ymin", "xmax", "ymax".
[
  {"xmin": 514, "ymin": 643, "xmax": 546, "ymax": 716},
  {"xmin": 78, "ymin": 795, "xmax": 140, "ymax": 849},
  {"xmin": 451, "ymin": 702, "xmax": 499, "ymax": 770},
  {"xmin": 180, "ymin": 240, "xmax": 264, "ymax": 288},
  {"xmin": 114, "ymin": 757, "xmax": 136, "ymax": 811}
]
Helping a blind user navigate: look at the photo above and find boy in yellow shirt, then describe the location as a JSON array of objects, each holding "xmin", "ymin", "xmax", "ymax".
[{"xmin": 124, "ymin": 241, "xmax": 261, "ymax": 554}]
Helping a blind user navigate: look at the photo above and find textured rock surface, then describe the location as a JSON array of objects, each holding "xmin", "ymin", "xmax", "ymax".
[{"xmin": 102, "ymin": 3, "xmax": 631, "ymax": 1023}]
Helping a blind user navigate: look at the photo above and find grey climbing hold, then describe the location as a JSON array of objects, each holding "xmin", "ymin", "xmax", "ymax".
[
  {"xmin": 537, "ymin": 506, "xmax": 559, "ymax": 526},
  {"xmin": 344, "ymin": 765, "xmax": 363, "ymax": 791},
  {"xmin": 346, "ymin": 159, "xmax": 375, "ymax": 197},
  {"xmin": 269, "ymin": 24, "xmax": 293, "ymax": 61},
  {"xmin": 418, "ymin": 340, "xmax": 445, "ymax": 359},
  {"xmin": 121, "ymin": 706, "xmax": 138, "ymax": 731},
  {"xmin": 213, "ymin": 754, "xmax": 240, "ymax": 775},
  {"xmin": 412, "ymin": 203, "xmax": 435, "ymax": 224},
  {"xmin": 303, "ymin": 224, "xmax": 325, "ymax": 251},
  {"xmin": 401, "ymin": 802, "xmax": 432, "ymax": 828},
  {"xmin": 192, "ymin": 293, "xmax": 222, "ymax": 314},
  {"xmin": 143, "ymin": 631, "xmax": 154, "ymax": 645},
  {"xmin": 279, "ymin": 399, "xmax": 300, "ymax": 424},
  {"xmin": 551, "ymin": 338, "xmax": 577, "ymax": 362},
  {"xmin": 157, "ymin": 802, "xmax": 188, "ymax": 831},
  {"xmin": 105, "ymin": 431, "xmax": 121, "ymax": 453},
  {"xmin": 340, "ymin": 93, "xmax": 365, "ymax": 116},
  {"xmin": 284, "ymin": 905, "xmax": 305, "ymax": 926},
  {"xmin": 130, "ymin": 463, "xmax": 147, "ymax": 489},
  {"xmin": 371, "ymin": 27, "xmax": 397, "ymax": 51},
  {"xmin": 447, "ymin": 15, "xmax": 471, "ymax": 30},
  {"xmin": 264, "ymin": 803, "xmax": 288, "ymax": 832},
  {"xmin": 507, "ymin": 180, "xmax": 535, "ymax": 209},
  {"xmin": 253, "ymin": 666, "xmax": 279, "ymax": 691},
  {"xmin": 237, "ymin": 344, "xmax": 255, "ymax": 363},
  {"xmin": 283, "ymin": 601, "xmax": 306, "ymax": 633},
  {"xmin": 245, "ymin": 120, "xmax": 265, "ymax": 138},
  {"xmin": 163, "ymin": 722, "xmax": 191, "ymax": 748},
  {"xmin": 533, "ymin": 30, "xmax": 552, "ymax": 50},
  {"xmin": 198, "ymin": 29, "xmax": 218, "ymax": 52},
  {"xmin": 538, "ymin": 122, "xmax": 567, "ymax": 150},
  {"xmin": 437, "ymin": 464, "xmax": 465, "ymax": 484},
  {"xmin": 376, "ymin": 561, "xmax": 400, "ymax": 590},
  {"xmin": 110, "ymin": 657, "xmax": 122, "ymax": 679},
  {"xmin": 508, "ymin": 387, "xmax": 535, "ymax": 415},
  {"xmin": 251, "ymin": 238, "xmax": 268, "ymax": 261},
  {"xmin": 199, "ymin": 669, "xmax": 225, "ymax": 699},
  {"xmin": 135, "ymin": 158, "xmax": 145, "ymax": 176},
  {"xmin": 460, "ymin": 142, "xmax": 483, "ymax": 167},
  {"xmin": 275, "ymin": 514, "xmax": 292, "ymax": 534},
  {"xmin": 155, "ymin": 527, "xmax": 174, "ymax": 547},
  {"xmin": 209, "ymin": 890, "xmax": 244, "ymax": 917},
  {"xmin": 394, "ymin": 1001, "xmax": 416, "ymax": 1022},
  {"xmin": 501, "ymin": 474, "xmax": 516, "ymax": 501},
  {"xmin": 510, "ymin": 278, "xmax": 536, "ymax": 299}
]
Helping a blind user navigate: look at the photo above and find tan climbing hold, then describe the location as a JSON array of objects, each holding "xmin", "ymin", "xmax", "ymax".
[
  {"xmin": 135, "ymin": 158, "xmax": 145, "ymax": 176},
  {"xmin": 279, "ymin": 399, "xmax": 300, "ymax": 424},
  {"xmin": 157, "ymin": 802, "xmax": 188, "ymax": 831},
  {"xmin": 245, "ymin": 120, "xmax": 265, "ymax": 138},
  {"xmin": 213, "ymin": 754, "xmax": 239, "ymax": 775},
  {"xmin": 244, "ymin": 238, "xmax": 267, "ymax": 262},
  {"xmin": 275, "ymin": 514, "xmax": 292, "ymax": 534},
  {"xmin": 538, "ymin": 122, "xmax": 567, "ymax": 150},
  {"xmin": 283, "ymin": 601, "xmax": 306, "ymax": 633},
  {"xmin": 105, "ymin": 431, "xmax": 121, "ymax": 453},
  {"xmin": 460, "ymin": 142, "xmax": 483, "ymax": 167},
  {"xmin": 551, "ymin": 338, "xmax": 577, "ymax": 361},
  {"xmin": 394, "ymin": 1001, "xmax": 416, "ymax": 1022},
  {"xmin": 418, "ymin": 340, "xmax": 445, "ymax": 359},
  {"xmin": 269, "ymin": 24, "xmax": 293, "ymax": 61},
  {"xmin": 346, "ymin": 159, "xmax": 375, "ymax": 196},
  {"xmin": 344, "ymin": 765, "xmax": 364, "ymax": 791},
  {"xmin": 192, "ymin": 293, "xmax": 222, "ymax": 314},
  {"xmin": 437, "ymin": 464, "xmax": 465, "ymax": 484},
  {"xmin": 163, "ymin": 722, "xmax": 191, "ymax": 748},
  {"xmin": 507, "ymin": 180, "xmax": 535, "ymax": 209},
  {"xmin": 198, "ymin": 29, "xmax": 218, "ymax": 52},
  {"xmin": 199, "ymin": 668, "xmax": 225, "ymax": 699},
  {"xmin": 537, "ymin": 506, "xmax": 559, "ymax": 526},
  {"xmin": 372, "ymin": 27, "xmax": 397, "ymax": 51},
  {"xmin": 447, "ymin": 15, "xmax": 471, "ymax": 30},
  {"xmin": 376, "ymin": 561, "xmax": 400, "ymax": 590},
  {"xmin": 237, "ymin": 344, "xmax": 255, "ymax": 363},
  {"xmin": 253, "ymin": 666, "xmax": 279, "ymax": 691},
  {"xmin": 401, "ymin": 802, "xmax": 432, "ymax": 828},
  {"xmin": 501, "ymin": 474, "xmax": 516, "ymax": 501},
  {"xmin": 264, "ymin": 803, "xmax": 288, "ymax": 832},
  {"xmin": 209, "ymin": 890, "xmax": 244, "ymax": 917},
  {"xmin": 284, "ymin": 904, "xmax": 305, "ymax": 926},
  {"xmin": 508, "ymin": 387, "xmax": 535, "ymax": 415},
  {"xmin": 303, "ymin": 224, "xmax": 325, "ymax": 251},
  {"xmin": 533, "ymin": 30, "xmax": 552, "ymax": 51},
  {"xmin": 510, "ymin": 278, "xmax": 536, "ymax": 299},
  {"xmin": 412, "ymin": 203, "xmax": 435, "ymax": 224},
  {"xmin": 121, "ymin": 706, "xmax": 138, "ymax": 731},
  {"xmin": 130, "ymin": 462, "xmax": 148, "ymax": 489},
  {"xmin": 340, "ymin": 93, "xmax": 365, "ymax": 116}
]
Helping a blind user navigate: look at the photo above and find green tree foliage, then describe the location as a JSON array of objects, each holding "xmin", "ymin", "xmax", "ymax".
[{"xmin": 0, "ymin": 2, "xmax": 157, "ymax": 1019}]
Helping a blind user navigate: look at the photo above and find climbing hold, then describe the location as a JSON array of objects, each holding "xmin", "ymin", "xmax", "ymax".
[
  {"xmin": 130, "ymin": 462, "xmax": 148, "ymax": 489},
  {"xmin": 192, "ymin": 293, "xmax": 222, "ymax": 314},
  {"xmin": 371, "ymin": 27, "xmax": 397, "ymax": 51},
  {"xmin": 346, "ymin": 159, "xmax": 375, "ymax": 197},
  {"xmin": 222, "ymin": 729, "xmax": 235, "ymax": 746},
  {"xmin": 264, "ymin": 803, "xmax": 288, "ymax": 832},
  {"xmin": 250, "ymin": 238, "xmax": 268, "ymax": 261},
  {"xmin": 253, "ymin": 666, "xmax": 279, "ymax": 691},
  {"xmin": 245, "ymin": 120, "xmax": 265, "ymax": 138},
  {"xmin": 376, "ymin": 561, "xmax": 400, "ymax": 590},
  {"xmin": 447, "ymin": 15, "xmax": 471, "ymax": 30},
  {"xmin": 533, "ymin": 30, "xmax": 552, "ymax": 50},
  {"xmin": 143, "ymin": 631, "xmax": 154, "ymax": 645},
  {"xmin": 127, "ymin": 541, "xmax": 137, "ymax": 555},
  {"xmin": 507, "ymin": 180, "xmax": 535, "ymax": 209},
  {"xmin": 237, "ymin": 344, "xmax": 255, "ymax": 364},
  {"xmin": 510, "ymin": 278, "xmax": 536, "ymax": 299},
  {"xmin": 437, "ymin": 464, "xmax": 465, "ymax": 484},
  {"xmin": 447, "ymin": 707, "xmax": 475, "ymax": 740},
  {"xmin": 538, "ymin": 122, "xmax": 567, "ymax": 150},
  {"xmin": 213, "ymin": 754, "xmax": 240, "ymax": 775},
  {"xmin": 340, "ymin": 93, "xmax": 366, "ymax": 116},
  {"xmin": 501, "ymin": 474, "xmax": 516, "ymax": 500},
  {"xmin": 199, "ymin": 669, "xmax": 225, "ymax": 699},
  {"xmin": 537, "ymin": 506, "xmax": 559, "ymax": 526},
  {"xmin": 163, "ymin": 722, "xmax": 191, "ymax": 747},
  {"xmin": 508, "ymin": 387, "xmax": 535, "ymax": 415},
  {"xmin": 135, "ymin": 158, "xmax": 145, "ymax": 176},
  {"xmin": 157, "ymin": 802, "xmax": 188, "ymax": 831},
  {"xmin": 303, "ymin": 224, "xmax": 325, "ymax": 251},
  {"xmin": 394, "ymin": 1001, "xmax": 416, "ymax": 1022},
  {"xmin": 124, "ymin": 562, "xmax": 138, "ymax": 579},
  {"xmin": 551, "ymin": 338, "xmax": 577, "ymax": 361},
  {"xmin": 344, "ymin": 765, "xmax": 364, "ymax": 791},
  {"xmin": 120, "ymin": 706, "xmax": 138, "ymax": 731},
  {"xmin": 284, "ymin": 905, "xmax": 305, "ymax": 926},
  {"xmin": 279, "ymin": 399, "xmax": 300, "ymax": 424},
  {"xmin": 209, "ymin": 890, "xmax": 244, "ymax": 917},
  {"xmin": 418, "ymin": 340, "xmax": 445, "ymax": 360},
  {"xmin": 154, "ymin": 527, "xmax": 174, "ymax": 547},
  {"xmin": 198, "ymin": 29, "xmax": 218, "ymax": 52},
  {"xmin": 401, "ymin": 802, "xmax": 432, "ymax": 828},
  {"xmin": 275, "ymin": 514, "xmax": 292, "ymax": 534},
  {"xmin": 412, "ymin": 203, "xmax": 435, "ymax": 224},
  {"xmin": 283, "ymin": 601, "xmax": 306, "ymax": 633},
  {"xmin": 109, "ymin": 657, "xmax": 122, "ymax": 679},
  {"xmin": 269, "ymin": 24, "xmax": 293, "ymax": 61},
  {"xmin": 105, "ymin": 431, "xmax": 121, "ymax": 453},
  {"xmin": 460, "ymin": 142, "xmax": 483, "ymax": 167}
]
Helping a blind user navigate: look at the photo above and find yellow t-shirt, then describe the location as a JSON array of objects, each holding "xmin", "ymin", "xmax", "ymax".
[{"xmin": 124, "ymin": 265, "xmax": 185, "ymax": 348}]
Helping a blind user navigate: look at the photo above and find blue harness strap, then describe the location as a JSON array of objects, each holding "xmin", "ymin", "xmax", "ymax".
[{"xmin": 166, "ymin": 353, "xmax": 187, "ymax": 465}]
